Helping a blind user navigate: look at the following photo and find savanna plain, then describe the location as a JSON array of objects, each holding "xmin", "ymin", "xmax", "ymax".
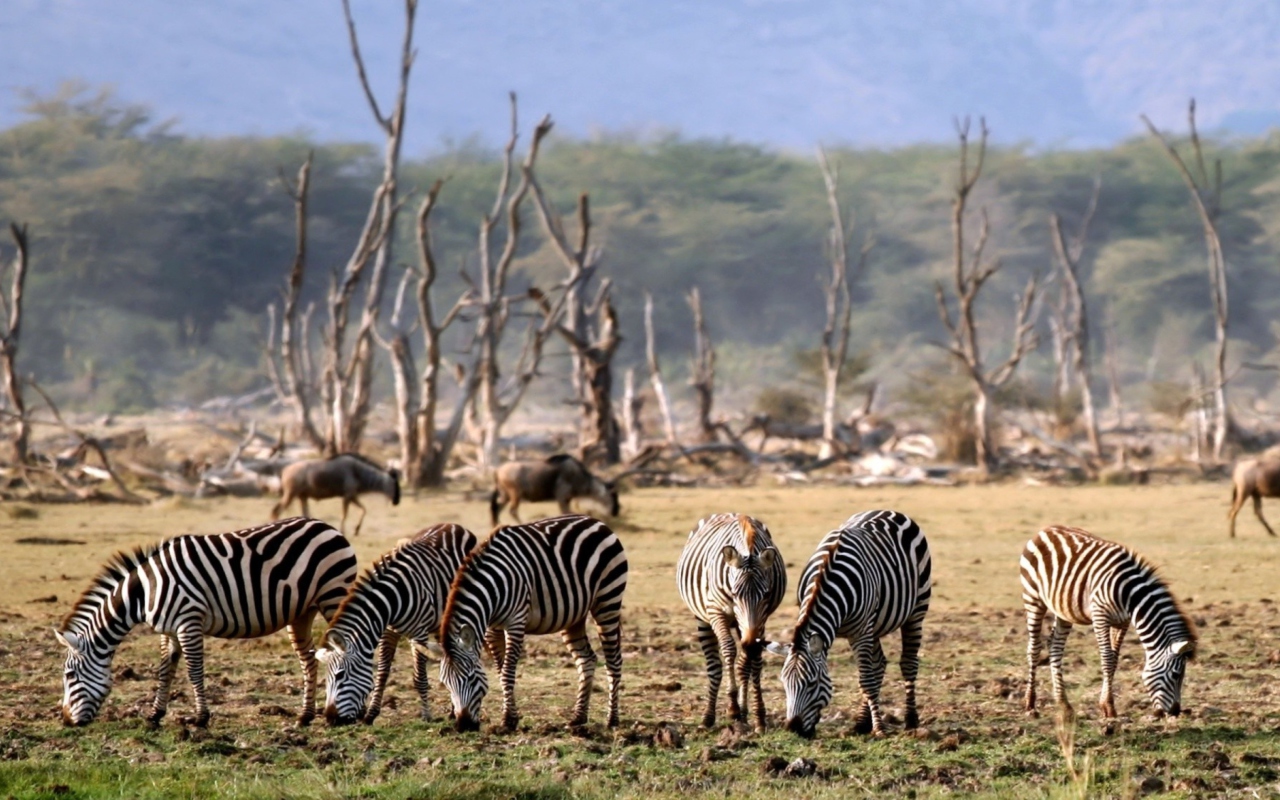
[{"xmin": 2, "ymin": 483, "xmax": 1279, "ymax": 799}]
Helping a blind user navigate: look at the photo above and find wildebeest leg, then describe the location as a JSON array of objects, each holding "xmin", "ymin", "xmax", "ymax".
[
  {"xmin": 1228, "ymin": 485, "xmax": 1247, "ymax": 538},
  {"xmin": 349, "ymin": 496, "xmax": 367, "ymax": 537},
  {"xmin": 507, "ymin": 494, "xmax": 523, "ymax": 523},
  {"xmin": 288, "ymin": 611, "xmax": 319, "ymax": 726},
  {"xmin": 1253, "ymin": 494, "xmax": 1277, "ymax": 537},
  {"xmin": 299, "ymin": 497, "xmax": 310, "ymax": 518},
  {"xmin": 271, "ymin": 488, "xmax": 292, "ymax": 520}
]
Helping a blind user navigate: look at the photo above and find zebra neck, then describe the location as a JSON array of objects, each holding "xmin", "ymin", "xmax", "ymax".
[
  {"xmin": 1118, "ymin": 574, "xmax": 1190, "ymax": 651},
  {"xmin": 70, "ymin": 576, "xmax": 144, "ymax": 655}
]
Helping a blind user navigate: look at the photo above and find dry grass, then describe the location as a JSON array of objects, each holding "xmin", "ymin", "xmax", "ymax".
[{"xmin": 3, "ymin": 483, "xmax": 1280, "ymax": 798}]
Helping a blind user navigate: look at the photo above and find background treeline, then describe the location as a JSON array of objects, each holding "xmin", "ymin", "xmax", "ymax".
[{"xmin": 3, "ymin": 85, "xmax": 1280, "ymax": 417}]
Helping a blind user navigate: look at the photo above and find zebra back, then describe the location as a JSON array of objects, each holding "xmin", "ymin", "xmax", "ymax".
[
  {"xmin": 60, "ymin": 517, "xmax": 357, "ymax": 644},
  {"xmin": 325, "ymin": 523, "xmax": 477, "ymax": 650},
  {"xmin": 793, "ymin": 510, "xmax": 932, "ymax": 647},
  {"xmin": 677, "ymin": 513, "xmax": 787, "ymax": 626},
  {"xmin": 1020, "ymin": 525, "xmax": 1196, "ymax": 652},
  {"xmin": 440, "ymin": 514, "xmax": 628, "ymax": 647}
]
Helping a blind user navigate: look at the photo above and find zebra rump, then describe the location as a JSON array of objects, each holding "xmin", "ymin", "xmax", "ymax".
[
  {"xmin": 317, "ymin": 523, "xmax": 478, "ymax": 725},
  {"xmin": 55, "ymin": 517, "xmax": 356, "ymax": 727}
]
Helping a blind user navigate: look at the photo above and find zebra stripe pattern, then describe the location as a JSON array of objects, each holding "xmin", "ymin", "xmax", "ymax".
[
  {"xmin": 1020, "ymin": 525, "xmax": 1197, "ymax": 718},
  {"xmin": 55, "ymin": 517, "xmax": 356, "ymax": 727},
  {"xmin": 316, "ymin": 523, "xmax": 478, "ymax": 725},
  {"xmin": 772, "ymin": 509, "xmax": 932, "ymax": 738},
  {"xmin": 676, "ymin": 513, "xmax": 787, "ymax": 730},
  {"xmin": 438, "ymin": 514, "xmax": 628, "ymax": 732}
]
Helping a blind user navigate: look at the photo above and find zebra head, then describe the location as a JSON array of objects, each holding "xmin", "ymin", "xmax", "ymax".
[
  {"xmin": 317, "ymin": 629, "xmax": 372, "ymax": 726},
  {"xmin": 768, "ymin": 633, "xmax": 832, "ymax": 738},
  {"xmin": 439, "ymin": 624, "xmax": 488, "ymax": 732},
  {"xmin": 1141, "ymin": 639, "xmax": 1194, "ymax": 717},
  {"xmin": 54, "ymin": 629, "xmax": 111, "ymax": 726},
  {"xmin": 721, "ymin": 545, "xmax": 779, "ymax": 646}
]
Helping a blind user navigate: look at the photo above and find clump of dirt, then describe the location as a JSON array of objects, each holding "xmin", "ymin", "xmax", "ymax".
[{"xmin": 652, "ymin": 723, "xmax": 683, "ymax": 749}]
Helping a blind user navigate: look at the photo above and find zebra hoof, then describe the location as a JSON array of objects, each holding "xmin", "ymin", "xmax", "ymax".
[
  {"xmin": 904, "ymin": 711, "xmax": 919, "ymax": 730},
  {"xmin": 502, "ymin": 715, "xmax": 520, "ymax": 732},
  {"xmin": 144, "ymin": 714, "xmax": 163, "ymax": 730},
  {"xmin": 853, "ymin": 716, "xmax": 873, "ymax": 735},
  {"xmin": 359, "ymin": 711, "xmax": 379, "ymax": 726},
  {"xmin": 607, "ymin": 715, "xmax": 619, "ymax": 729},
  {"xmin": 297, "ymin": 712, "xmax": 315, "ymax": 727},
  {"xmin": 701, "ymin": 714, "xmax": 716, "ymax": 729}
]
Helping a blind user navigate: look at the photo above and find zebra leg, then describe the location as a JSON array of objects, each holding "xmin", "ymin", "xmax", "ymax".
[
  {"xmin": 1110, "ymin": 624, "xmax": 1127, "ymax": 653},
  {"xmin": 696, "ymin": 620, "xmax": 723, "ymax": 728},
  {"xmin": 710, "ymin": 615, "xmax": 744, "ymax": 723},
  {"xmin": 853, "ymin": 636, "xmax": 889, "ymax": 736},
  {"xmin": 147, "ymin": 634, "xmax": 182, "ymax": 727},
  {"xmin": 562, "ymin": 621, "xmax": 597, "ymax": 727},
  {"xmin": 484, "ymin": 627, "xmax": 507, "ymax": 667},
  {"xmin": 499, "ymin": 625, "xmax": 527, "ymax": 732},
  {"xmin": 287, "ymin": 612, "xmax": 319, "ymax": 726},
  {"xmin": 1047, "ymin": 617, "xmax": 1073, "ymax": 717},
  {"xmin": 1023, "ymin": 601, "xmax": 1048, "ymax": 717},
  {"xmin": 363, "ymin": 630, "xmax": 400, "ymax": 725},
  {"xmin": 899, "ymin": 612, "xmax": 926, "ymax": 730},
  {"xmin": 596, "ymin": 613, "xmax": 623, "ymax": 729},
  {"xmin": 1092, "ymin": 612, "xmax": 1118, "ymax": 718},
  {"xmin": 176, "ymin": 627, "xmax": 210, "ymax": 728},
  {"xmin": 411, "ymin": 638, "xmax": 433, "ymax": 722},
  {"xmin": 746, "ymin": 641, "xmax": 767, "ymax": 731}
]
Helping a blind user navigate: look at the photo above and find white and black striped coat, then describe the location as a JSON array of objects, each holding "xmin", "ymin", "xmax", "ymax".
[
  {"xmin": 676, "ymin": 513, "xmax": 786, "ymax": 729},
  {"xmin": 55, "ymin": 517, "xmax": 356, "ymax": 727},
  {"xmin": 317, "ymin": 523, "xmax": 478, "ymax": 725},
  {"xmin": 1020, "ymin": 525, "xmax": 1196, "ymax": 718}
]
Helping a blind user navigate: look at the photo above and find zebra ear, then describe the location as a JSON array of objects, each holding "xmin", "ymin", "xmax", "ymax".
[
  {"xmin": 721, "ymin": 545, "xmax": 745, "ymax": 569},
  {"xmin": 757, "ymin": 548, "xmax": 778, "ymax": 569},
  {"xmin": 808, "ymin": 634, "xmax": 825, "ymax": 659},
  {"xmin": 457, "ymin": 624, "xmax": 477, "ymax": 651},
  {"xmin": 54, "ymin": 629, "xmax": 83, "ymax": 652},
  {"xmin": 764, "ymin": 641, "xmax": 791, "ymax": 657},
  {"xmin": 325, "ymin": 629, "xmax": 346, "ymax": 653},
  {"xmin": 315, "ymin": 646, "xmax": 335, "ymax": 664},
  {"xmin": 1171, "ymin": 640, "xmax": 1195, "ymax": 658}
]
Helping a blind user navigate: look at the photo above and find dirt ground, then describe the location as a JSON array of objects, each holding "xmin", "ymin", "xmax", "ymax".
[{"xmin": 3, "ymin": 483, "xmax": 1280, "ymax": 798}]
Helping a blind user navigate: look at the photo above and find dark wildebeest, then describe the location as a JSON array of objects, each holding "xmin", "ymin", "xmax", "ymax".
[
  {"xmin": 1227, "ymin": 457, "xmax": 1280, "ymax": 538},
  {"xmin": 489, "ymin": 454, "xmax": 619, "ymax": 525},
  {"xmin": 272, "ymin": 453, "xmax": 400, "ymax": 537}
]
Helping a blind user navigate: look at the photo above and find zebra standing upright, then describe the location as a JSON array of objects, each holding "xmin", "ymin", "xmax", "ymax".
[
  {"xmin": 316, "ymin": 523, "xmax": 478, "ymax": 725},
  {"xmin": 55, "ymin": 517, "xmax": 357, "ymax": 727},
  {"xmin": 769, "ymin": 509, "xmax": 932, "ymax": 738},
  {"xmin": 677, "ymin": 513, "xmax": 787, "ymax": 730},
  {"xmin": 1020, "ymin": 525, "xmax": 1196, "ymax": 719},
  {"xmin": 437, "ymin": 514, "xmax": 628, "ymax": 732}
]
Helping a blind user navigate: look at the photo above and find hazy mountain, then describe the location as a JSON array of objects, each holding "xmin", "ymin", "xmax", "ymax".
[{"xmin": 4, "ymin": 0, "xmax": 1280, "ymax": 150}]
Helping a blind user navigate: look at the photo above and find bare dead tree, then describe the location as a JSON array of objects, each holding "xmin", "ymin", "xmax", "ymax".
[
  {"xmin": 473, "ymin": 98, "xmax": 574, "ymax": 472},
  {"xmin": 933, "ymin": 117, "xmax": 1040, "ymax": 474},
  {"xmin": 1103, "ymin": 308, "xmax": 1125, "ymax": 429},
  {"xmin": 644, "ymin": 292, "xmax": 678, "ymax": 445},
  {"xmin": 314, "ymin": 0, "xmax": 417, "ymax": 455},
  {"xmin": 0, "ymin": 223, "xmax": 29, "ymax": 464},
  {"xmin": 621, "ymin": 368, "xmax": 643, "ymax": 459},
  {"xmin": 526, "ymin": 188, "xmax": 622, "ymax": 464},
  {"xmin": 265, "ymin": 153, "xmax": 326, "ymax": 451},
  {"xmin": 1141, "ymin": 100, "xmax": 1230, "ymax": 461},
  {"xmin": 1048, "ymin": 175, "xmax": 1102, "ymax": 456},
  {"xmin": 816, "ymin": 147, "xmax": 874, "ymax": 460},
  {"xmin": 688, "ymin": 286, "xmax": 717, "ymax": 444}
]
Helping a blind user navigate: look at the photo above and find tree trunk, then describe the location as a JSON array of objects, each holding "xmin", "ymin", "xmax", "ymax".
[
  {"xmin": 622, "ymin": 368, "xmax": 642, "ymax": 459},
  {"xmin": 688, "ymin": 286, "xmax": 717, "ymax": 444},
  {"xmin": 644, "ymin": 293, "xmax": 678, "ymax": 444},
  {"xmin": 973, "ymin": 380, "xmax": 995, "ymax": 472},
  {"xmin": 1, "ymin": 223, "xmax": 29, "ymax": 465}
]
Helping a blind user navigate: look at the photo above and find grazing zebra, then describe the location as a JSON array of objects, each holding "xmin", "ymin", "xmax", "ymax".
[
  {"xmin": 271, "ymin": 453, "xmax": 401, "ymax": 536},
  {"xmin": 437, "ymin": 514, "xmax": 628, "ymax": 732},
  {"xmin": 55, "ymin": 517, "xmax": 357, "ymax": 727},
  {"xmin": 316, "ymin": 523, "xmax": 478, "ymax": 725},
  {"xmin": 1020, "ymin": 525, "xmax": 1196, "ymax": 719},
  {"xmin": 768, "ymin": 510, "xmax": 932, "ymax": 739},
  {"xmin": 676, "ymin": 513, "xmax": 787, "ymax": 730}
]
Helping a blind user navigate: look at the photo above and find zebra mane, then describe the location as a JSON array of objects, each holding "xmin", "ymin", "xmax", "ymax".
[
  {"xmin": 438, "ymin": 529, "xmax": 500, "ymax": 647},
  {"xmin": 329, "ymin": 537, "xmax": 414, "ymax": 629},
  {"xmin": 792, "ymin": 534, "xmax": 841, "ymax": 645},
  {"xmin": 59, "ymin": 543, "xmax": 160, "ymax": 632},
  {"xmin": 1122, "ymin": 546, "xmax": 1199, "ymax": 648}
]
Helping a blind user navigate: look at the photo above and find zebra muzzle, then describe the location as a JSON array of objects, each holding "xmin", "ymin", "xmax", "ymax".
[
  {"xmin": 455, "ymin": 710, "xmax": 481, "ymax": 732},
  {"xmin": 324, "ymin": 703, "xmax": 359, "ymax": 726}
]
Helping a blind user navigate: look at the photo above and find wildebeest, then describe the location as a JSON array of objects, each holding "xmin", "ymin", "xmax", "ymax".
[
  {"xmin": 1227, "ymin": 457, "xmax": 1280, "ymax": 538},
  {"xmin": 489, "ymin": 454, "xmax": 619, "ymax": 525},
  {"xmin": 271, "ymin": 453, "xmax": 400, "ymax": 536}
]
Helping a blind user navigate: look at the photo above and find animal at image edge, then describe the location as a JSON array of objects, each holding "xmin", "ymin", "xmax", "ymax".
[
  {"xmin": 676, "ymin": 513, "xmax": 786, "ymax": 731},
  {"xmin": 1227, "ymin": 457, "xmax": 1280, "ymax": 538},
  {"xmin": 437, "ymin": 514, "xmax": 628, "ymax": 732},
  {"xmin": 767, "ymin": 509, "xmax": 932, "ymax": 739},
  {"xmin": 1020, "ymin": 525, "xmax": 1196, "ymax": 719},
  {"xmin": 271, "ymin": 453, "xmax": 400, "ymax": 536},
  {"xmin": 489, "ymin": 454, "xmax": 619, "ymax": 525},
  {"xmin": 315, "ymin": 523, "xmax": 478, "ymax": 726},
  {"xmin": 54, "ymin": 518, "xmax": 357, "ymax": 727}
]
